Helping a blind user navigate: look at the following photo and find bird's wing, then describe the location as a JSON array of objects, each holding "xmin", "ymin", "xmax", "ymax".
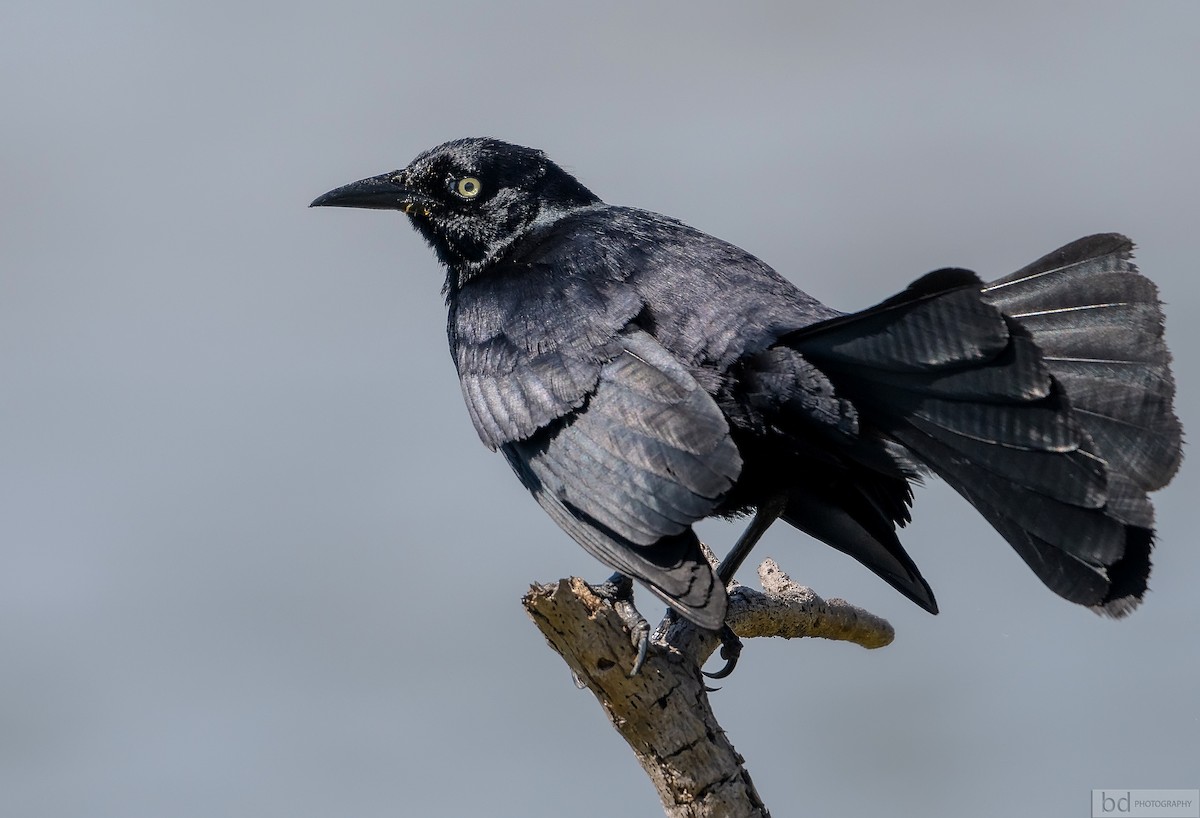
[
  {"xmin": 504, "ymin": 329, "xmax": 740, "ymax": 543},
  {"xmin": 447, "ymin": 230, "xmax": 747, "ymax": 627},
  {"xmin": 451, "ymin": 254, "xmax": 645, "ymax": 450},
  {"xmin": 499, "ymin": 329, "xmax": 741, "ymax": 629}
]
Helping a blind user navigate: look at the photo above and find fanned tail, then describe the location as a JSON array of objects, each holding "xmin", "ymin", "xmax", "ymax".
[
  {"xmin": 982, "ymin": 234, "xmax": 1182, "ymax": 498},
  {"xmin": 786, "ymin": 235, "xmax": 1181, "ymax": 616}
]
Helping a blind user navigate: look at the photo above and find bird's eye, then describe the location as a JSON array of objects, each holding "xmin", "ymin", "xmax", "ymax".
[{"xmin": 456, "ymin": 177, "xmax": 482, "ymax": 199}]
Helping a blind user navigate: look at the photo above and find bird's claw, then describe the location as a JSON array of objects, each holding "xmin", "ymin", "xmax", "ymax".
[
  {"xmin": 592, "ymin": 576, "xmax": 740, "ymax": 679},
  {"xmin": 626, "ymin": 617, "xmax": 650, "ymax": 676},
  {"xmin": 592, "ymin": 573, "xmax": 652, "ymax": 676},
  {"xmin": 702, "ymin": 625, "xmax": 743, "ymax": 680}
]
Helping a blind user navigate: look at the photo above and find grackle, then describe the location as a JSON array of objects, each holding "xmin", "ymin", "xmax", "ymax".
[{"xmin": 312, "ymin": 138, "xmax": 1181, "ymax": 672}]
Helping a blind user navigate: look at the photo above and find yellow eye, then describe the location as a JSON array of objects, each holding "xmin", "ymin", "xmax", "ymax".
[{"xmin": 456, "ymin": 177, "xmax": 482, "ymax": 199}]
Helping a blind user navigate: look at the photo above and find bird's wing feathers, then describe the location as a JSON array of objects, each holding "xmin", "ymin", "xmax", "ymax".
[
  {"xmin": 502, "ymin": 330, "xmax": 740, "ymax": 629},
  {"xmin": 507, "ymin": 330, "xmax": 741, "ymax": 543},
  {"xmin": 452, "ymin": 259, "xmax": 643, "ymax": 449},
  {"xmin": 452, "ymin": 255, "xmax": 740, "ymax": 629},
  {"xmin": 458, "ymin": 338, "xmax": 605, "ymax": 450}
]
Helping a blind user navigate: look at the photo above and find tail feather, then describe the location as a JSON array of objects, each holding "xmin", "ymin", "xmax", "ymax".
[
  {"xmin": 796, "ymin": 269, "xmax": 1009, "ymax": 371},
  {"xmin": 893, "ymin": 426, "xmax": 1129, "ymax": 567},
  {"xmin": 786, "ymin": 235, "xmax": 1180, "ymax": 616},
  {"xmin": 978, "ymin": 494, "xmax": 1152, "ymax": 614},
  {"xmin": 908, "ymin": 383, "xmax": 1080, "ymax": 451},
  {"xmin": 863, "ymin": 328, "xmax": 1052, "ymax": 402},
  {"xmin": 905, "ymin": 413, "xmax": 1106, "ymax": 507},
  {"xmin": 983, "ymin": 234, "xmax": 1182, "ymax": 491},
  {"xmin": 782, "ymin": 485, "xmax": 938, "ymax": 614}
]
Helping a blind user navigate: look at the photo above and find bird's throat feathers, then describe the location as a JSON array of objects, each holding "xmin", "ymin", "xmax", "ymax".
[{"xmin": 431, "ymin": 198, "xmax": 602, "ymax": 296}]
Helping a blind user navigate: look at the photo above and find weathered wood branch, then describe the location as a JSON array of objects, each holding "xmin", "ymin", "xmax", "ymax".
[{"xmin": 522, "ymin": 558, "xmax": 894, "ymax": 818}]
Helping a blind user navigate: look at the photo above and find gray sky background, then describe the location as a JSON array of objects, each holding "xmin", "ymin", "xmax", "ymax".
[{"xmin": 3, "ymin": 3, "xmax": 1198, "ymax": 816}]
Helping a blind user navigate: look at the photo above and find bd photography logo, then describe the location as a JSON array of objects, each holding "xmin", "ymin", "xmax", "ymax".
[{"xmin": 1092, "ymin": 790, "xmax": 1199, "ymax": 818}]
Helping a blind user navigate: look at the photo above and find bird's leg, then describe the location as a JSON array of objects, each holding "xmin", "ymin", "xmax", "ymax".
[
  {"xmin": 591, "ymin": 572, "xmax": 651, "ymax": 676},
  {"xmin": 715, "ymin": 495, "xmax": 788, "ymax": 584},
  {"xmin": 703, "ymin": 496, "xmax": 788, "ymax": 679}
]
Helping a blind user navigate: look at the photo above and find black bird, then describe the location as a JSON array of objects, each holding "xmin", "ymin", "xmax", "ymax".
[{"xmin": 312, "ymin": 138, "xmax": 1181, "ymax": 663}]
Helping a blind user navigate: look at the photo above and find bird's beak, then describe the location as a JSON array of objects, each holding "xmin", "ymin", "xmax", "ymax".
[{"xmin": 309, "ymin": 172, "xmax": 434, "ymax": 215}]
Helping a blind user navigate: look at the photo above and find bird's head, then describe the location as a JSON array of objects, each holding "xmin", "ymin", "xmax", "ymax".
[{"xmin": 311, "ymin": 138, "xmax": 600, "ymax": 288}]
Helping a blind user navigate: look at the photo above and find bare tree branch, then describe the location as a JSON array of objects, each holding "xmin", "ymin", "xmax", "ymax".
[{"xmin": 522, "ymin": 558, "xmax": 895, "ymax": 817}]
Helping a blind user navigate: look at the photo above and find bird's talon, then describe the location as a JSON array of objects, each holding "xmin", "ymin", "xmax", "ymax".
[
  {"xmin": 702, "ymin": 625, "xmax": 743, "ymax": 680},
  {"xmin": 629, "ymin": 627, "xmax": 650, "ymax": 677}
]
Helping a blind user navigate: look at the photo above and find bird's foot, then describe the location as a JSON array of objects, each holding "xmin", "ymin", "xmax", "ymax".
[
  {"xmin": 591, "ymin": 573, "xmax": 651, "ymax": 676},
  {"xmin": 656, "ymin": 610, "xmax": 742, "ymax": 685},
  {"xmin": 702, "ymin": 625, "xmax": 743, "ymax": 680}
]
